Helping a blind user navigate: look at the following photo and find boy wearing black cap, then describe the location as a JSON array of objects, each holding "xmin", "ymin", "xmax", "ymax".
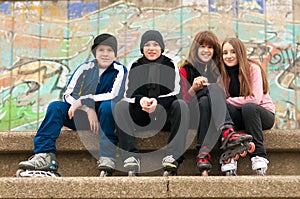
[
  {"xmin": 114, "ymin": 30, "xmax": 189, "ymax": 176},
  {"xmin": 18, "ymin": 33, "xmax": 127, "ymax": 177}
]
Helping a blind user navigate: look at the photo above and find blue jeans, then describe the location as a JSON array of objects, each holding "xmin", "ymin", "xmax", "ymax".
[{"xmin": 34, "ymin": 100, "xmax": 117, "ymax": 159}]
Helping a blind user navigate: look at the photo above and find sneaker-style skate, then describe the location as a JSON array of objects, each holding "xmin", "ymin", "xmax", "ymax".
[
  {"xmin": 97, "ymin": 157, "xmax": 116, "ymax": 177},
  {"xmin": 16, "ymin": 153, "xmax": 61, "ymax": 177},
  {"xmin": 251, "ymin": 156, "xmax": 269, "ymax": 176},
  {"xmin": 196, "ymin": 152, "xmax": 212, "ymax": 176},
  {"xmin": 123, "ymin": 156, "xmax": 140, "ymax": 176},
  {"xmin": 162, "ymin": 155, "xmax": 178, "ymax": 176},
  {"xmin": 219, "ymin": 125, "xmax": 255, "ymax": 164},
  {"xmin": 221, "ymin": 159, "xmax": 237, "ymax": 176}
]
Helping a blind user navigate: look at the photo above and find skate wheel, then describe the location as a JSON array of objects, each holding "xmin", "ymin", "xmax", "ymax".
[
  {"xmin": 16, "ymin": 169, "xmax": 24, "ymax": 177},
  {"xmin": 100, "ymin": 170, "xmax": 106, "ymax": 177},
  {"xmin": 225, "ymin": 170, "xmax": 237, "ymax": 176},
  {"xmin": 201, "ymin": 170, "xmax": 209, "ymax": 177},
  {"xmin": 224, "ymin": 158, "xmax": 232, "ymax": 164},
  {"xmin": 163, "ymin": 171, "xmax": 169, "ymax": 177},
  {"xmin": 233, "ymin": 154, "xmax": 239, "ymax": 160},
  {"xmin": 128, "ymin": 171, "xmax": 135, "ymax": 177},
  {"xmin": 256, "ymin": 169, "xmax": 265, "ymax": 176},
  {"xmin": 248, "ymin": 142, "xmax": 255, "ymax": 153},
  {"xmin": 240, "ymin": 150, "xmax": 247, "ymax": 157}
]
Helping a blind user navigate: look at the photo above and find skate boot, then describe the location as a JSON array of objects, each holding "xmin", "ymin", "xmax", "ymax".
[
  {"xmin": 97, "ymin": 157, "xmax": 116, "ymax": 177},
  {"xmin": 17, "ymin": 153, "xmax": 60, "ymax": 177},
  {"xmin": 251, "ymin": 156, "xmax": 269, "ymax": 176},
  {"xmin": 219, "ymin": 125, "xmax": 255, "ymax": 164},
  {"xmin": 123, "ymin": 156, "xmax": 140, "ymax": 176},
  {"xmin": 196, "ymin": 152, "xmax": 212, "ymax": 176},
  {"xmin": 162, "ymin": 155, "xmax": 178, "ymax": 176},
  {"xmin": 221, "ymin": 159, "xmax": 237, "ymax": 176}
]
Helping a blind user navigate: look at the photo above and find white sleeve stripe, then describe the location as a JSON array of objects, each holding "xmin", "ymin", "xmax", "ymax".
[
  {"xmin": 93, "ymin": 63, "xmax": 125, "ymax": 102},
  {"xmin": 123, "ymin": 67, "xmax": 134, "ymax": 103},
  {"xmin": 64, "ymin": 62, "xmax": 95, "ymax": 104},
  {"xmin": 158, "ymin": 62, "xmax": 180, "ymax": 98}
]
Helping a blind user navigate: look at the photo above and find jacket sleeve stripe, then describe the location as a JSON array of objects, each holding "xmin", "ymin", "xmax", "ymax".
[
  {"xmin": 63, "ymin": 62, "xmax": 93, "ymax": 105},
  {"xmin": 123, "ymin": 67, "xmax": 135, "ymax": 103},
  {"xmin": 158, "ymin": 62, "xmax": 181, "ymax": 98},
  {"xmin": 92, "ymin": 63, "xmax": 125, "ymax": 102}
]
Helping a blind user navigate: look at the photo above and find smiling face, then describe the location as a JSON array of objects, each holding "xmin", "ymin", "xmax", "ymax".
[
  {"xmin": 143, "ymin": 40, "xmax": 162, "ymax": 61},
  {"xmin": 222, "ymin": 42, "xmax": 238, "ymax": 67},
  {"xmin": 197, "ymin": 43, "xmax": 214, "ymax": 63},
  {"xmin": 95, "ymin": 45, "xmax": 116, "ymax": 68}
]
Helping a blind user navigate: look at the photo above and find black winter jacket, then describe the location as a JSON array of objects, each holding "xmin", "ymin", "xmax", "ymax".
[{"xmin": 124, "ymin": 55, "xmax": 181, "ymax": 108}]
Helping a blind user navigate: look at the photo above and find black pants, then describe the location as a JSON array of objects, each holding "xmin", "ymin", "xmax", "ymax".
[
  {"xmin": 227, "ymin": 103, "xmax": 275, "ymax": 158},
  {"xmin": 114, "ymin": 99, "xmax": 189, "ymax": 162},
  {"xmin": 190, "ymin": 84, "xmax": 233, "ymax": 153}
]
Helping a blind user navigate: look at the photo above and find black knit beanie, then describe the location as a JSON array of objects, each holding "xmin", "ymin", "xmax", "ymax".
[
  {"xmin": 140, "ymin": 30, "xmax": 165, "ymax": 54},
  {"xmin": 91, "ymin": 33, "xmax": 118, "ymax": 57}
]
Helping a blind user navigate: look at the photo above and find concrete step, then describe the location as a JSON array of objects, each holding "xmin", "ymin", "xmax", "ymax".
[
  {"xmin": 0, "ymin": 129, "xmax": 299, "ymax": 177},
  {"xmin": 0, "ymin": 176, "xmax": 299, "ymax": 198}
]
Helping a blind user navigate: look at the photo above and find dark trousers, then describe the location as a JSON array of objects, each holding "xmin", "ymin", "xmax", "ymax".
[
  {"xmin": 114, "ymin": 99, "xmax": 189, "ymax": 162},
  {"xmin": 190, "ymin": 84, "xmax": 233, "ymax": 153},
  {"xmin": 227, "ymin": 103, "xmax": 275, "ymax": 158}
]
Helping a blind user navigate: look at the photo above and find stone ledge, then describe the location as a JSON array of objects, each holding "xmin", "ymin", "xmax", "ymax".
[
  {"xmin": 0, "ymin": 176, "xmax": 299, "ymax": 198},
  {"xmin": 0, "ymin": 129, "xmax": 299, "ymax": 153}
]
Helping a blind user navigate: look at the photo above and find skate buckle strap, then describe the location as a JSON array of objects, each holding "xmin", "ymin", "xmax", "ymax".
[
  {"xmin": 197, "ymin": 151, "xmax": 211, "ymax": 160},
  {"xmin": 222, "ymin": 127, "xmax": 235, "ymax": 139},
  {"xmin": 123, "ymin": 156, "xmax": 140, "ymax": 171}
]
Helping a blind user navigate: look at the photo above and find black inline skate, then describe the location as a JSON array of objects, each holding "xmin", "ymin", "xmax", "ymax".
[
  {"xmin": 123, "ymin": 156, "xmax": 140, "ymax": 176},
  {"xmin": 162, "ymin": 155, "xmax": 178, "ymax": 176},
  {"xmin": 196, "ymin": 151, "xmax": 212, "ymax": 176},
  {"xmin": 219, "ymin": 125, "xmax": 255, "ymax": 164},
  {"xmin": 97, "ymin": 157, "xmax": 115, "ymax": 177}
]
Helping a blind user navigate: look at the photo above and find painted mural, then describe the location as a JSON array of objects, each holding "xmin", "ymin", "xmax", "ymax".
[{"xmin": 0, "ymin": 0, "xmax": 299, "ymax": 131}]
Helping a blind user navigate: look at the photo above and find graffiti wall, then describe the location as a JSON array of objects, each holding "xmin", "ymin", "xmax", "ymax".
[{"xmin": 0, "ymin": 0, "xmax": 299, "ymax": 131}]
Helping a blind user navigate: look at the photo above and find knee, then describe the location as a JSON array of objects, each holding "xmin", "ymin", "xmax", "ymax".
[
  {"xmin": 47, "ymin": 101, "xmax": 65, "ymax": 112},
  {"xmin": 241, "ymin": 103, "xmax": 257, "ymax": 115},
  {"xmin": 198, "ymin": 96, "xmax": 209, "ymax": 108},
  {"xmin": 99, "ymin": 101, "xmax": 113, "ymax": 116}
]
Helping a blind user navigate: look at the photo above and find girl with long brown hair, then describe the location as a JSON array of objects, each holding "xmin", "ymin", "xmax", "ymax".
[{"xmin": 221, "ymin": 37, "xmax": 275, "ymax": 175}]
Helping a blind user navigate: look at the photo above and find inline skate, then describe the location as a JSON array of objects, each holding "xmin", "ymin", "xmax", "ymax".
[
  {"xmin": 196, "ymin": 151, "xmax": 212, "ymax": 176},
  {"xmin": 97, "ymin": 157, "xmax": 115, "ymax": 177},
  {"xmin": 219, "ymin": 125, "xmax": 255, "ymax": 164},
  {"xmin": 123, "ymin": 156, "xmax": 140, "ymax": 176},
  {"xmin": 251, "ymin": 156, "xmax": 269, "ymax": 176},
  {"xmin": 162, "ymin": 155, "xmax": 178, "ymax": 176},
  {"xmin": 16, "ymin": 153, "xmax": 61, "ymax": 177}
]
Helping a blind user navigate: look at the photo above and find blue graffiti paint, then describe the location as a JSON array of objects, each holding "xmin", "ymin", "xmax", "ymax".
[
  {"xmin": 68, "ymin": 2, "xmax": 98, "ymax": 20},
  {"xmin": 0, "ymin": 2, "xmax": 12, "ymax": 15}
]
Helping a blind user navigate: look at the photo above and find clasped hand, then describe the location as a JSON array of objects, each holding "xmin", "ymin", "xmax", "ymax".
[{"xmin": 140, "ymin": 97, "xmax": 157, "ymax": 113}]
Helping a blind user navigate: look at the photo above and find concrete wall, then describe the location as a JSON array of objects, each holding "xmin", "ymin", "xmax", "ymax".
[{"xmin": 0, "ymin": 0, "xmax": 299, "ymax": 131}]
